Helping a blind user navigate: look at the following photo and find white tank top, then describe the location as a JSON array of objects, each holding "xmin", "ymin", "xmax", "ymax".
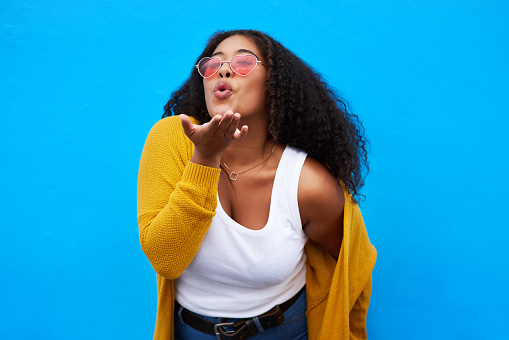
[{"xmin": 174, "ymin": 146, "xmax": 308, "ymax": 318}]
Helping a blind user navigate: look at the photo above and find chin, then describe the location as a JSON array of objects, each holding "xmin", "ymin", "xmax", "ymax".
[{"xmin": 210, "ymin": 103, "xmax": 234, "ymax": 117}]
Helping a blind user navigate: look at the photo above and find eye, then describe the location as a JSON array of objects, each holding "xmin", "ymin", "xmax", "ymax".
[
  {"xmin": 198, "ymin": 57, "xmax": 223, "ymax": 78},
  {"xmin": 207, "ymin": 59, "xmax": 221, "ymax": 69}
]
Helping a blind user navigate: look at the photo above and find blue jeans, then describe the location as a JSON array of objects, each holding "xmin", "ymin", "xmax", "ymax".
[{"xmin": 175, "ymin": 289, "xmax": 308, "ymax": 340}]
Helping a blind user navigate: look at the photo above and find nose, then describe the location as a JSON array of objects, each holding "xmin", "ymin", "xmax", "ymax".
[{"xmin": 218, "ymin": 61, "xmax": 232, "ymax": 78}]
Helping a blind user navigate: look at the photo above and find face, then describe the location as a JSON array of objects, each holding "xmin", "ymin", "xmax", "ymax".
[{"xmin": 202, "ymin": 35, "xmax": 267, "ymax": 120}]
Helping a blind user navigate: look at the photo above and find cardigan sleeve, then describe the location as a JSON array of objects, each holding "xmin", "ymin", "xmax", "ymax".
[
  {"xmin": 305, "ymin": 191, "xmax": 376, "ymax": 340},
  {"xmin": 137, "ymin": 116, "xmax": 221, "ymax": 279},
  {"xmin": 349, "ymin": 276, "xmax": 372, "ymax": 340}
]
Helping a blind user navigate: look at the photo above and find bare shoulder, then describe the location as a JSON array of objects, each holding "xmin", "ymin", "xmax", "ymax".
[
  {"xmin": 299, "ymin": 157, "xmax": 345, "ymax": 257},
  {"xmin": 299, "ymin": 157, "xmax": 345, "ymax": 220}
]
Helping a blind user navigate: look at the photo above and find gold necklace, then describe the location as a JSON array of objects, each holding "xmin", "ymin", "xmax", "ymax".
[{"xmin": 221, "ymin": 145, "xmax": 277, "ymax": 181}]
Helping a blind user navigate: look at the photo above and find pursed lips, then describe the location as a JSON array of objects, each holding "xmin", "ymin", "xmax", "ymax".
[{"xmin": 213, "ymin": 81, "xmax": 233, "ymax": 99}]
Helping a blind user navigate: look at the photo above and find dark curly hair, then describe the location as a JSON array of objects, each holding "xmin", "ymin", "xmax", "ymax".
[{"xmin": 163, "ymin": 29, "xmax": 369, "ymax": 202}]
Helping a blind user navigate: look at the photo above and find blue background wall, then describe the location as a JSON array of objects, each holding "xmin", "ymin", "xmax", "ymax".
[{"xmin": 1, "ymin": 1, "xmax": 508, "ymax": 339}]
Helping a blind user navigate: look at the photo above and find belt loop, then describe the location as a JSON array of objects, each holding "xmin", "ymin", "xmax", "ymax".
[{"xmin": 252, "ymin": 316, "xmax": 264, "ymax": 332}]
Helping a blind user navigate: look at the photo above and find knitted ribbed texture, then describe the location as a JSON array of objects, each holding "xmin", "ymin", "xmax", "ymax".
[
  {"xmin": 138, "ymin": 116, "xmax": 221, "ymax": 280},
  {"xmin": 305, "ymin": 190, "xmax": 377, "ymax": 340},
  {"xmin": 137, "ymin": 116, "xmax": 376, "ymax": 340}
]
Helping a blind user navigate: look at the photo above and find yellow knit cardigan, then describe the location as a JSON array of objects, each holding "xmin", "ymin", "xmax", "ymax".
[{"xmin": 137, "ymin": 116, "xmax": 377, "ymax": 340}]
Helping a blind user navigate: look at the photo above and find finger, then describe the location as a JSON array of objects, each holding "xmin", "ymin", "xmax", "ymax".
[
  {"xmin": 205, "ymin": 114, "xmax": 222, "ymax": 133},
  {"xmin": 224, "ymin": 113, "xmax": 241, "ymax": 137},
  {"xmin": 232, "ymin": 125, "xmax": 249, "ymax": 141},
  {"xmin": 216, "ymin": 110, "xmax": 234, "ymax": 134},
  {"xmin": 179, "ymin": 114, "xmax": 196, "ymax": 137}
]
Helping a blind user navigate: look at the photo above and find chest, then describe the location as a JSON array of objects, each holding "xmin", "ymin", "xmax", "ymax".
[
  {"xmin": 218, "ymin": 168, "xmax": 276, "ymax": 230},
  {"xmin": 192, "ymin": 154, "xmax": 309, "ymax": 286}
]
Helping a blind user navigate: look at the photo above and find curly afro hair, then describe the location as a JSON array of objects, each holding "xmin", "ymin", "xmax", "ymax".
[{"xmin": 163, "ymin": 29, "xmax": 369, "ymax": 202}]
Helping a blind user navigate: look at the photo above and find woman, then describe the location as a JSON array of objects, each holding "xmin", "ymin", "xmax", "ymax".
[{"xmin": 138, "ymin": 29, "xmax": 376, "ymax": 340}]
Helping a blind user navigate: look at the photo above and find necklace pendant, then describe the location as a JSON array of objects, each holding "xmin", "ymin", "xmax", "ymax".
[{"xmin": 229, "ymin": 171, "xmax": 239, "ymax": 181}]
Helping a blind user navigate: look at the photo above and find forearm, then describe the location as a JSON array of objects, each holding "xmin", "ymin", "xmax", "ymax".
[
  {"xmin": 138, "ymin": 161, "xmax": 220, "ymax": 279},
  {"xmin": 137, "ymin": 117, "xmax": 222, "ymax": 279}
]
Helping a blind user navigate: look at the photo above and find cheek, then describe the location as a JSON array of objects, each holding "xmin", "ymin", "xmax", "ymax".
[
  {"xmin": 203, "ymin": 79, "xmax": 210, "ymax": 95},
  {"xmin": 245, "ymin": 80, "xmax": 267, "ymax": 110},
  {"xmin": 203, "ymin": 86, "xmax": 214, "ymax": 115},
  {"xmin": 253, "ymin": 77, "xmax": 267, "ymax": 100},
  {"xmin": 203, "ymin": 80, "xmax": 213, "ymax": 103}
]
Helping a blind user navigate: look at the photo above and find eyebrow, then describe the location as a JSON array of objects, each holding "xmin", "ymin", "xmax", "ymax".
[{"xmin": 211, "ymin": 49, "xmax": 261, "ymax": 60}]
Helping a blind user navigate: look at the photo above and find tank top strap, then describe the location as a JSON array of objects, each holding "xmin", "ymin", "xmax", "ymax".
[{"xmin": 271, "ymin": 146, "xmax": 308, "ymax": 235}]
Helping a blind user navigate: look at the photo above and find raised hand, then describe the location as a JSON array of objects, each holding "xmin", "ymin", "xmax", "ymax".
[{"xmin": 179, "ymin": 110, "xmax": 248, "ymax": 168}]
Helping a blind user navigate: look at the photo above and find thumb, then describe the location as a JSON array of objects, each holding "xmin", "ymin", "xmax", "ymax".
[{"xmin": 179, "ymin": 114, "xmax": 196, "ymax": 137}]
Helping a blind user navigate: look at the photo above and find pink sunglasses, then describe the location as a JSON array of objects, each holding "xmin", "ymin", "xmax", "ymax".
[{"xmin": 196, "ymin": 54, "xmax": 264, "ymax": 78}]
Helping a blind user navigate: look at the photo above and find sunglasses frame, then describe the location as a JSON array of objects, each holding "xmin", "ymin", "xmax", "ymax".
[{"xmin": 195, "ymin": 54, "xmax": 264, "ymax": 78}]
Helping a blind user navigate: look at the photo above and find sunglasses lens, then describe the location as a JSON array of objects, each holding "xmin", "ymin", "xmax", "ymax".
[
  {"xmin": 198, "ymin": 57, "xmax": 221, "ymax": 78},
  {"xmin": 231, "ymin": 55, "xmax": 258, "ymax": 75}
]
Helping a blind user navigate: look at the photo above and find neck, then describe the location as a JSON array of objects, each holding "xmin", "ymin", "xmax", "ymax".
[{"xmin": 221, "ymin": 118, "xmax": 272, "ymax": 168}]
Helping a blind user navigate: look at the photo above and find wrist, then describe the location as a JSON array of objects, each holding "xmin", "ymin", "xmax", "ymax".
[{"xmin": 190, "ymin": 151, "xmax": 221, "ymax": 169}]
